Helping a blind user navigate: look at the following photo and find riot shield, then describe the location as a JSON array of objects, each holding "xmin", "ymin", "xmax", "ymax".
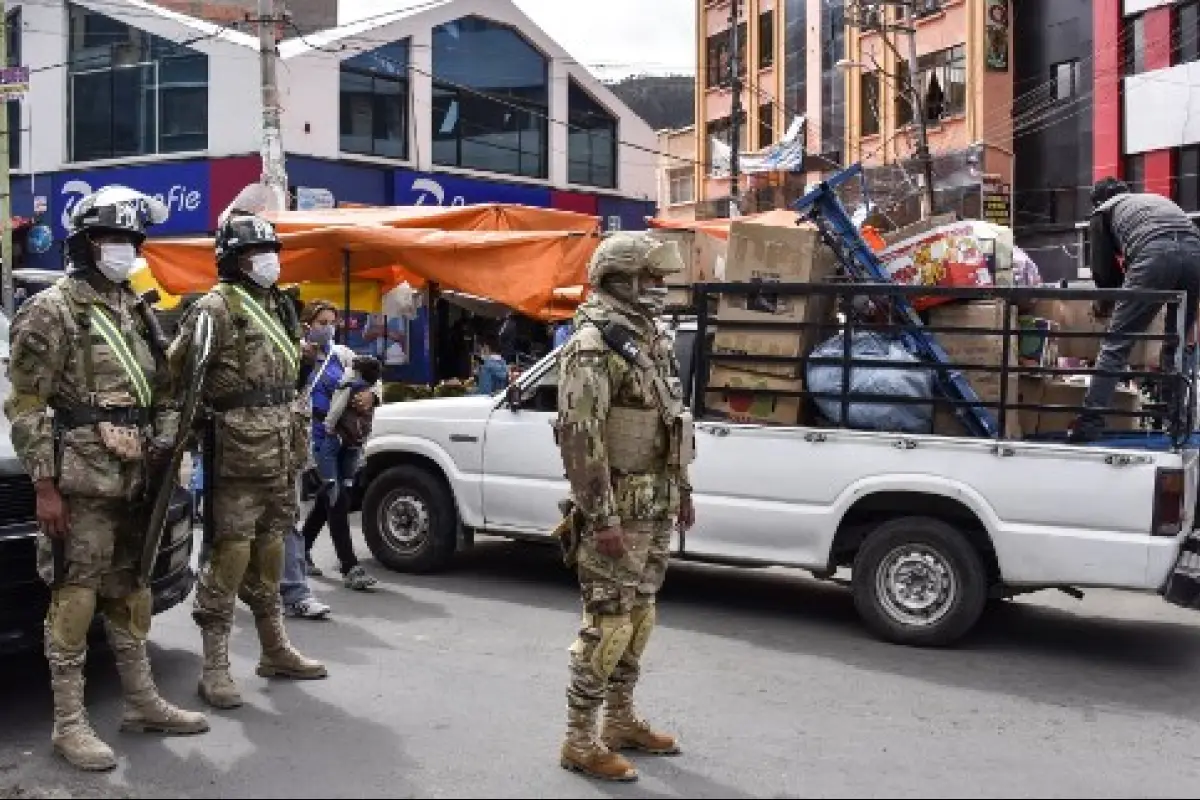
[{"xmin": 138, "ymin": 309, "xmax": 215, "ymax": 587}]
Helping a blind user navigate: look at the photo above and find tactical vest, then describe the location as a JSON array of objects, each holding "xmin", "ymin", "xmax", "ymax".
[
  {"xmin": 55, "ymin": 278, "xmax": 155, "ymax": 429},
  {"xmin": 209, "ymin": 282, "xmax": 300, "ymax": 412}
]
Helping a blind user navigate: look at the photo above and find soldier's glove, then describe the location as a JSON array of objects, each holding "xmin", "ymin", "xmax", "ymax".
[
  {"xmin": 593, "ymin": 525, "xmax": 629, "ymax": 559},
  {"xmin": 146, "ymin": 435, "xmax": 175, "ymax": 475}
]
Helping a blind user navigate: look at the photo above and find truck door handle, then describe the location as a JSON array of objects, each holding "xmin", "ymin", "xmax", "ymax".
[{"xmin": 449, "ymin": 434, "xmax": 478, "ymax": 443}]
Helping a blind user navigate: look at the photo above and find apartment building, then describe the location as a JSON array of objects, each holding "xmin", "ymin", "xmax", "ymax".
[
  {"xmin": 658, "ymin": 126, "xmax": 699, "ymax": 221},
  {"xmin": 694, "ymin": 0, "xmax": 846, "ymax": 219}
]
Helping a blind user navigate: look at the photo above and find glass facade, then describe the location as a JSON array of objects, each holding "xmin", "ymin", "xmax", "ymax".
[
  {"xmin": 431, "ymin": 16, "xmax": 549, "ymax": 180},
  {"xmin": 340, "ymin": 40, "xmax": 409, "ymax": 159},
  {"xmin": 820, "ymin": 0, "xmax": 845, "ymax": 164},
  {"xmin": 567, "ymin": 79, "xmax": 617, "ymax": 189},
  {"xmin": 67, "ymin": 2, "xmax": 208, "ymax": 163},
  {"xmin": 783, "ymin": 0, "xmax": 807, "ymax": 133}
]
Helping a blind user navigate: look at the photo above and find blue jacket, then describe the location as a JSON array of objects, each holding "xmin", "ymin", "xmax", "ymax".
[
  {"xmin": 475, "ymin": 355, "xmax": 509, "ymax": 395},
  {"xmin": 308, "ymin": 351, "xmax": 346, "ymax": 442}
]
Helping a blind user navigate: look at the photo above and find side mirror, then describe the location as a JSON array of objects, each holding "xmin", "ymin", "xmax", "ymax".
[{"xmin": 505, "ymin": 383, "xmax": 523, "ymax": 410}]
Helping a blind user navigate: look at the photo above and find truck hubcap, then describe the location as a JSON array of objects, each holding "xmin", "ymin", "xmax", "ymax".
[
  {"xmin": 876, "ymin": 544, "xmax": 956, "ymax": 627},
  {"xmin": 381, "ymin": 492, "xmax": 430, "ymax": 554}
]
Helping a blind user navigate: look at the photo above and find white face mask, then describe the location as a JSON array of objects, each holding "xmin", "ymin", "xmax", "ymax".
[
  {"xmin": 96, "ymin": 242, "xmax": 138, "ymax": 283},
  {"xmin": 248, "ymin": 252, "xmax": 281, "ymax": 288},
  {"xmin": 636, "ymin": 286, "xmax": 669, "ymax": 316}
]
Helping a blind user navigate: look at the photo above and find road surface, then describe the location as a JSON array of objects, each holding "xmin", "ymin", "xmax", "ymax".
[{"xmin": 4, "ymin": 529, "xmax": 1200, "ymax": 798}]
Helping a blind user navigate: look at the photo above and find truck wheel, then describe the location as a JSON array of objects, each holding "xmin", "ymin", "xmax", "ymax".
[
  {"xmin": 851, "ymin": 516, "xmax": 987, "ymax": 647},
  {"xmin": 362, "ymin": 465, "xmax": 457, "ymax": 574}
]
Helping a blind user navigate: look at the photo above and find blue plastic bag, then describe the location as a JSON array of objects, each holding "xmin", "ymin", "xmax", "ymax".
[{"xmin": 807, "ymin": 332, "xmax": 934, "ymax": 433}]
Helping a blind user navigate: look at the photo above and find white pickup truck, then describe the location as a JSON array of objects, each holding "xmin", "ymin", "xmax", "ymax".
[{"xmin": 358, "ymin": 322, "xmax": 1200, "ymax": 647}]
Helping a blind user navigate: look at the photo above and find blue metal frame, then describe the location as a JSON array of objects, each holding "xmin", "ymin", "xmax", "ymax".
[{"xmin": 790, "ymin": 164, "xmax": 1000, "ymax": 437}]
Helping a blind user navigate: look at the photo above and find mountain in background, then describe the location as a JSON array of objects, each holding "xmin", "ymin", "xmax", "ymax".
[{"xmin": 604, "ymin": 74, "xmax": 695, "ymax": 132}]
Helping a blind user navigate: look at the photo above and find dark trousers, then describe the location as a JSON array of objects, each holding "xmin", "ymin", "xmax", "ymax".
[
  {"xmin": 302, "ymin": 491, "xmax": 359, "ymax": 575},
  {"xmin": 1084, "ymin": 235, "xmax": 1200, "ymax": 414}
]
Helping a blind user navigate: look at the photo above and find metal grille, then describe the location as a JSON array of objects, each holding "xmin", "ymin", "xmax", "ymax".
[{"xmin": 0, "ymin": 475, "xmax": 35, "ymax": 528}]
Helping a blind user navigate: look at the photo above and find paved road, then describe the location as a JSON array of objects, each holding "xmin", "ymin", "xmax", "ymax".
[{"xmin": 5, "ymin": 527, "xmax": 1200, "ymax": 799}]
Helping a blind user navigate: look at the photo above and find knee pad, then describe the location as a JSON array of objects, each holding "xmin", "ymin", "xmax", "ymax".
[
  {"xmin": 100, "ymin": 588, "xmax": 152, "ymax": 642},
  {"xmin": 572, "ymin": 613, "xmax": 633, "ymax": 682},
  {"xmin": 208, "ymin": 539, "xmax": 252, "ymax": 594},
  {"xmin": 628, "ymin": 603, "xmax": 656, "ymax": 660},
  {"xmin": 257, "ymin": 535, "xmax": 285, "ymax": 589},
  {"xmin": 47, "ymin": 585, "xmax": 97, "ymax": 652}
]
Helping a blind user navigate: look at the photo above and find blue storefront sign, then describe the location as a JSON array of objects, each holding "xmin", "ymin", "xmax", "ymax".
[
  {"xmin": 51, "ymin": 160, "xmax": 211, "ymax": 238},
  {"xmin": 393, "ymin": 168, "xmax": 552, "ymax": 208},
  {"xmin": 288, "ymin": 155, "xmax": 393, "ymax": 207},
  {"xmin": 596, "ymin": 196, "xmax": 653, "ymax": 232}
]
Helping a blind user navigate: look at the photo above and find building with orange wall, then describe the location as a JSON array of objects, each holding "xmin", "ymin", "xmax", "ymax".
[
  {"xmin": 694, "ymin": 0, "xmax": 847, "ymax": 219},
  {"xmin": 843, "ymin": 0, "xmax": 1014, "ymax": 227}
]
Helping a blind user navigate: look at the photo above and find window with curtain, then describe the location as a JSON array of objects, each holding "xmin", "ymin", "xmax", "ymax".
[
  {"xmin": 861, "ymin": 71, "xmax": 881, "ymax": 137},
  {"xmin": 67, "ymin": 2, "xmax": 208, "ymax": 162}
]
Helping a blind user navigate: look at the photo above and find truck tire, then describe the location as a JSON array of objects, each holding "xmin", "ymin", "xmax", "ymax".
[
  {"xmin": 851, "ymin": 516, "xmax": 987, "ymax": 647},
  {"xmin": 361, "ymin": 465, "xmax": 457, "ymax": 574}
]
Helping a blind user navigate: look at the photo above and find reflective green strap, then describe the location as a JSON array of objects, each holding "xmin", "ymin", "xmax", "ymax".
[
  {"xmin": 88, "ymin": 306, "xmax": 153, "ymax": 407},
  {"xmin": 229, "ymin": 285, "xmax": 299, "ymax": 373}
]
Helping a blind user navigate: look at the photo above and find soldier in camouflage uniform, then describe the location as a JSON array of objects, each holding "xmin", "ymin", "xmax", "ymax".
[
  {"xmin": 554, "ymin": 232, "xmax": 697, "ymax": 782},
  {"xmin": 169, "ymin": 212, "xmax": 326, "ymax": 710},
  {"xmin": 3, "ymin": 187, "xmax": 209, "ymax": 772}
]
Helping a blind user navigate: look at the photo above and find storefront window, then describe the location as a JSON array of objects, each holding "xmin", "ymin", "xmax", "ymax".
[
  {"xmin": 567, "ymin": 79, "xmax": 617, "ymax": 189},
  {"xmin": 431, "ymin": 16, "xmax": 549, "ymax": 180},
  {"xmin": 339, "ymin": 40, "xmax": 409, "ymax": 159},
  {"xmin": 67, "ymin": 3, "xmax": 208, "ymax": 163}
]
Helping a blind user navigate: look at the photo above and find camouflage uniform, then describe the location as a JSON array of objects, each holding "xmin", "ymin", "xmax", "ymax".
[
  {"xmin": 555, "ymin": 233, "xmax": 694, "ymax": 781},
  {"xmin": 3, "ymin": 187, "xmax": 208, "ymax": 773},
  {"xmin": 170, "ymin": 213, "xmax": 325, "ymax": 710}
]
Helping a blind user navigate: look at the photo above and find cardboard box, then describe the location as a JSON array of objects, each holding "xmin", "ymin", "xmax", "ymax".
[
  {"xmin": 705, "ymin": 365, "xmax": 805, "ymax": 425},
  {"xmin": 928, "ymin": 300, "xmax": 1022, "ymax": 438},
  {"xmin": 1018, "ymin": 376, "xmax": 1143, "ymax": 436},
  {"xmin": 647, "ymin": 230, "xmax": 698, "ymax": 282},
  {"xmin": 878, "ymin": 220, "xmax": 998, "ymax": 311},
  {"xmin": 1030, "ymin": 298, "xmax": 1165, "ymax": 368},
  {"xmin": 713, "ymin": 221, "xmax": 838, "ymax": 378}
]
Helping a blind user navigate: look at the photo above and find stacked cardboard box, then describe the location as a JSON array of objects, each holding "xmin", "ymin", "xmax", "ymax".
[
  {"xmin": 1029, "ymin": 298, "xmax": 1165, "ymax": 369},
  {"xmin": 927, "ymin": 300, "xmax": 1023, "ymax": 438},
  {"xmin": 705, "ymin": 220, "xmax": 837, "ymax": 425},
  {"xmin": 1017, "ymin": 377, "xmax": 1143, "ymax": 436},
  {"xmin": 650, "ymin": 229, "xmax": 727, "ymax": 309}
]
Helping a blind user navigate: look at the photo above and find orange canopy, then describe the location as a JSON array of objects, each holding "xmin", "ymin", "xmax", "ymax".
[
  {"xmin": 265, "ymin": 203, "xmax": 601, "ymax": 235},
  {"xmin": 142, "ymin": 226, "xmax": 597, "ymax": 321},
  {"xmin": 647, "ymin": 208, "xmax": 802, "ymax": 240}
]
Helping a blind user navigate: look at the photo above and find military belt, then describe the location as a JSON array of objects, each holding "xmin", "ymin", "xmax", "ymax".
[
  {"xmin": 53, "ymin": 403, "xmax": 152, "ymax": 429},
  {"xmin": 211, "ymin": 386, "xmax": 296, "ymax": 413}
]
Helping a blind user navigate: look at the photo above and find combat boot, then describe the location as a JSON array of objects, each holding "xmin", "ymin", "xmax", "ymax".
[
  {"xmin": 601, "ymin": 688, "xmax": 680, "ymax": 755},
  {"xmin": 198, "ymin": 624, "xmax": 243, "ymax": 709},
  {"xmin": 560, "ymin": 706, "xmax": 638, "ymax": 782},
  {"xmin": 253, "ymin": 613, "xmax": 328, "ymax": 679},
  {"xmin": 107, "ymin": 624, "xmax": 209, "ymax": 735},
  {"xmin": 48, "ymin": 650, "xmax": 117, "ymax": 772}
]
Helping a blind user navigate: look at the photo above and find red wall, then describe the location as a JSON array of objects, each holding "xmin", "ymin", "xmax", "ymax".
[
  {"xmin": 207, "ymin": 155, "xmax": 262, "ymax": 229},
  {"xmin": 1143, "ymin": 7, "xmax": 1174, "ymax": 197},
  {"xmin": 550, "ymin": 190, "xmax": 599, "ymax": 215},
  {"xmin": 1093, "ymin": 0, "xmax": 1123, "ymax": 182}
]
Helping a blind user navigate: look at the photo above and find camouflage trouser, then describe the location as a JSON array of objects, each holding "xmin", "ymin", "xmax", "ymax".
[
  {"xmin": 39, "ymin": 496, "xmax": 153, "ymax": 664},
  {"xmin": 566, "ymin": 519, "xmax": 672, "ymax": 715},
  {"xmin": 192, "ymin": 477, "xmax": 294, "ymax": 630}
]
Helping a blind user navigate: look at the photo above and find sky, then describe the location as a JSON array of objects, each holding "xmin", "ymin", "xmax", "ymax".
[
  {"xmin": 337, "ymin": 0, "xmax": 696, "ymax": 81},
  {"xmin": 513, "ymin": 0, "xmax": 696, "ymax": 80}
]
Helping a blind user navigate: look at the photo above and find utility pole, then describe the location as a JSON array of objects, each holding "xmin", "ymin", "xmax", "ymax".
[
  {"xmin": 728, "ymin": 0, "xmax": 742, "ymax": 218},
  {"xmin": 257, "ymin": 0, "xmax": 288, "ymax": 212},
  {"xmin": 0, "ymin": 0, "xmax": 12, "ymax": 317},
  {"xmin": 898, "ymin": 1, "xmax": 935, "ymax": 218}
]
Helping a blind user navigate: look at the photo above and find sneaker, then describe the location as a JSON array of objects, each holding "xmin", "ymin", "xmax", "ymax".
[
  {"xmin": 342, "ymin": 565, "xmax": 378, "ymax": 592},
  {"xmin": 285, "ymin": 597, "xmax": 332, "ymax": 620}
]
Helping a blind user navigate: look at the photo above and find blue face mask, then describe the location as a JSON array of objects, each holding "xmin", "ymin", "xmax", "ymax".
[{"xmin": 307, "ymin": 325, "xmax": 334, "ymax": 350}]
